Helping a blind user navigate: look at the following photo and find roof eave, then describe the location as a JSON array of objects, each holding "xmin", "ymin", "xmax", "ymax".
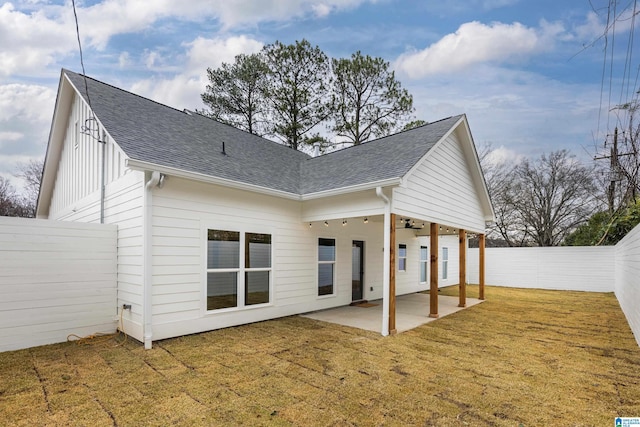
[
  {"xmin": 126, "ymin": 159, "xmax": 302, "ymax": 201},
  {"xmin": 300, "ymin": 178, "xmax": 403, "ymax": 200}
]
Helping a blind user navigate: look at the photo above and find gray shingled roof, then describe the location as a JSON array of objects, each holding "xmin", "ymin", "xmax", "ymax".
[
  {"xmin": 301, "ymin": 116, "xmax": 461, "ymax": 194},
  {"xmin": 64, "ymin": 70, "xmax": 461, "ymax": 196}
]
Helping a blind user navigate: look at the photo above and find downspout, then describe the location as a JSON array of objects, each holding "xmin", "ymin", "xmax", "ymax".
[
  {"xmin": 100, "ymin": 130, "xmax": 106, "ymax": 224},
  {"xmin": 376, "ymin": 186, "xmax": 391, "ymax": 336},
  {"xmin": 143, "ymin": 171, "xmax": 163, "ymax": 349}
]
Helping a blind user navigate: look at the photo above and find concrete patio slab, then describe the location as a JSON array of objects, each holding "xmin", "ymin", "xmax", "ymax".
[{"xmin": 300, "ymin": 292, "xmax": 484, "ymax": 333}]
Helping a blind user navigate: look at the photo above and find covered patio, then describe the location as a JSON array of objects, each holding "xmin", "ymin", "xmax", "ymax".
[{"xmin": 301, "ymin": 291, "xmax": 484, "ymax": 333}]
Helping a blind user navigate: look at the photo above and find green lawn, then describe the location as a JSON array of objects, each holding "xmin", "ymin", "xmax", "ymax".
[{"xmin": 1, "ymin": 285, "xmax": 639, "ymax": 426}]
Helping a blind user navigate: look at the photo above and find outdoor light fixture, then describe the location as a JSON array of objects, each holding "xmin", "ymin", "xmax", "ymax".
[
  {"xmin": 309, "ymin": 223, "xmax": 312, "ymax": 228},
  {"xmin": 342, "ymin": 219, "xmax": 347, "ymax": 226},
  {"xmin": 324, "ymin": 221, "xmax": 329, "ymax": 227},
  {"xmin": 364, "ymin": 217, "xmax": 368, "ymax": 224},
  {"xmin": 421, "ymin": 223, "xmax": 425, "ymax": 228}
]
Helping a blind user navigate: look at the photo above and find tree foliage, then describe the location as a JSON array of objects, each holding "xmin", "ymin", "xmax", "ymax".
[
  {"xmin": 200, "ymin": 41, "xmax": 416, "ymax": 151},
  {"xmin": 331, "ymin": 51, "xmax": 413, "ymax": 145},
  {"xmin": 200, "ymin": 53, "xmax": 268, "ymax": 135},
  {"xmin": 482, "ymin": 148, "xmax": 598, "ymax": 246},
  {"xmin": 262, "ymin": 39, "xmax": 331, "ymax": 150},
  {"xmin": 564, "ymin": 199, "xmax": 640, "ymax": 246}
]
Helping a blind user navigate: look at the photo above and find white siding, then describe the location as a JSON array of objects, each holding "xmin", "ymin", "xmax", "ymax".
[
  {"xmin": 393, "ymin": 131, "xmax": 486, "ymax": 233},
  {"xmin": 395, "ymin": 233, "xmax": 459, "ymax": 295},
  {"xmin": 615, "ymin": 223, "xmax": 640, "ymax": 346},
  {"xmin": 302, "ymin": 190, "xmax": 384, "ymax": 222},
  {"xmin": 467, "ymin": 247, "xmax": 615, "ymax": 292},
  {"xmin": 151, "ymin": 178, "xmax": 457, "ymax": 340},
  {"xmin": 0, "ymin": 217, "xmax": 117, "ymax": 352},
  {"xmin": 45, "ymin": 94, "xmax": 145, "ymax": 341}
]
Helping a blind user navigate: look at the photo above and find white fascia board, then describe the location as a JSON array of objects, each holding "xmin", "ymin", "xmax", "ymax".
[
  {"xmin": 128, "ymin": 159, "xmax": 403, "ymax": 202},
  {"xmin": 300, "ymin": 178, "xmax": 403, "ymax": 200},
  {"xmin": 126, "ymin": 159, "xmax": 301, "ymax": 200}
]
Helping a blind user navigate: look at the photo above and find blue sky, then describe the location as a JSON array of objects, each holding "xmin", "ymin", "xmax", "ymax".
[{"xmin": 0, "ymin": 0, "xmax": 637, "ymax": 190}]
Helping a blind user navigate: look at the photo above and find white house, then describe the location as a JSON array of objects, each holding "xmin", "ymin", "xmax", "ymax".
[{"xmin": 37, "ymin": 69, "xmax": 494, "ymax": 349}]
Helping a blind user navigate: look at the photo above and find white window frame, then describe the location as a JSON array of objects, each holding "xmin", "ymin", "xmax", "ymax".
[
  {"xmin": 205, "ymin": 228, "xmax": 272, "ymax": 313},
  {"xmin": 419, "ymin": 246, "xmax": 428, "ymax": 284},
  {"xmin": 398, "ymin": 243, "xmax": 407, "ymax": 272},
  {"xmin": 442, "ymin": 247, "xmax": 449, "ymax": 280},
  {"xmin": 318, "ymin": 237, "xmax": 336, "ymax": 297}
]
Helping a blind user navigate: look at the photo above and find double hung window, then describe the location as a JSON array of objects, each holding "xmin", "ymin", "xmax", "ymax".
[{"xmin": 206, "ymin": 229, "xmax": 271, "ymax": 311}]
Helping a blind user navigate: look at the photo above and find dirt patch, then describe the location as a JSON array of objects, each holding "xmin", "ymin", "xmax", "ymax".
[{"xmin": 1, "ymin": 285, "xmax": 639, "ymax": 426}]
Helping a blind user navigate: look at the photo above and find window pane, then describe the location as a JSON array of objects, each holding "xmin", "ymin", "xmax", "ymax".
[
  {"xmin": 442, "ymin": 247, "xmax": 448, "ymax": 260},
  {"xmin": 207, "ymin": 230, "xmax": 240, "ymax": 269},
  {"xmin": 399, "ymin": 258, "xmax": 406, "ymax": 271},
  {"xmin": 399, "ymin": 244, "xmax": 407, "ymax": 257},
  {"xmin": 207, "ymin": 272, "xmax": 237, "ymax": 310},
  {"xmin": 318, "ymin": 263, "xmax": 334, "ymax": 295},
  {"xmin": 246, "ymin": 233, "xmax": 271, "ymax": 268},
  {"xmin": 319, "ymin": 238, "xmax": 335, "ymax": 262},
  {"xmin": 420, "ymin": 262, "xmax": 427, "ymax": 282},
  {"xmin": 245, "ymin": 271, "xmax": 270, "ymax": 305},
  {"xmin": 420, "ymin": 246, "xmax": 428, "ymax": 261}
]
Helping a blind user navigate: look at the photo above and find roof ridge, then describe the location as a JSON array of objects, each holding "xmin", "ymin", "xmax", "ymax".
[
  {"xmin": 307, "ymin": 114, "xmax": 463, "ymax": 162},
  {"xmin": 63, "ymin": 69, "xmax": 190, "ymax": 117}
]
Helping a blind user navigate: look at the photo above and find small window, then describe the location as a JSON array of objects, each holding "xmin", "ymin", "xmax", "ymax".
[
  {"xmin": 442, "ymin": 247, "xmax": 449, "ymax": 280},
  {"xmin": 207, "ymin": 230, "xmax": 240, "ymax": 310},
  {"xmin": 398, "ymin": 244, "xmax": 407, "ymax": 271},
  {"xmin": 245, "ymin": 233, "xmax": 271, "ymax": 305},
  {"xmin": 318, "ymin": 238, "xmax": 336, "ymax": 296},
  {"xmin": 420, "ymin": 246, "xmax": 428, "ymax": 283}
]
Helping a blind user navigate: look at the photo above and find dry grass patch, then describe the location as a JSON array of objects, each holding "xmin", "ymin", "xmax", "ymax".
[{"xmin": 1, "ymin": 285, "xmax": 639, "ymax": 426}]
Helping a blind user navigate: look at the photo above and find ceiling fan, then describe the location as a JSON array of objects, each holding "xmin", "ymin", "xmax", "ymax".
[{"xmin": 400, "ymin": 218, "xmax": 425, "ymax": 230}]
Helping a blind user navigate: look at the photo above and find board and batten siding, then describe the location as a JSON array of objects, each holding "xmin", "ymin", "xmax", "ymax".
[
  {"xmin": 615, "ymin": 223, "xmax": 640, "ymax": 346},
  {"xmin": 0, "ymin": 217, "xmax": 117, "ymax": 352},
  {"xmin": 393, "ymin": 130, "xmax": 486, "ymax": 233},
  {"xmin": 467, "ymin": 246, "xmax": 615, "ymax": 292},
  {"xmin": 49, "ymin": 93, "xmax": 130, "ymax": 216}
]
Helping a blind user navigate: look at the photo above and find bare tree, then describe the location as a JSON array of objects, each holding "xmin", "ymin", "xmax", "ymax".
[
  {"xmin": 481, "ymin": 147, "xmax": 598, "ymax": 246},
  {"xmin": 0, "ymin": 176, "xmax": 31, "ymax": 217},
  {"xmin": 513, "ymin": 151, "xmax": 598, "ymax": 246},
  {"xmin": 16, "ymin": 159, "xmax": 43, "ymax": 215}
]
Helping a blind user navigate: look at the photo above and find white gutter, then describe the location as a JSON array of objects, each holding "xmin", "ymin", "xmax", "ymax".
[
  {"xmin": 376, "ymin": 186, "xmax": 391, "ymax": 337},
  {"xmin": 143, "ymin": 171, "xmax": 163, "ymax": 349},
  {"xmin": 127, "ymin": 158, "xmax": 402, "ymax": 202},
  {"xmin": 301, "ymin": 178, "xmax": 402, "ymax": 200},
  {"xmin": 127, "ymin": 159, "xmax": 300, "ymax": 201}
]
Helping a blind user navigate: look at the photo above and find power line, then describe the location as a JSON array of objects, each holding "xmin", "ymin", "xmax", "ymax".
[{"xmin": 71, "ymin": 0, "xmax": 92, "ymax": 110}]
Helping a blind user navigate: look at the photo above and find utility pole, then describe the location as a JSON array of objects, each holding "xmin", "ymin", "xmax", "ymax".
[{"xmin": 608, "ymin": 127, "xmax": 618, "ymax": 215}]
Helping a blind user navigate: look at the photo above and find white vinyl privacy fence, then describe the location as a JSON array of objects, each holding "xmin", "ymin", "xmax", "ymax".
[
  {"xmin": 468, "ymin": 224, "xmax": 640, "ymax": 346},
  {"xmin": 467, "ymin": 246, "xmax": 615, "ymax": 292},
  {"xmin": 0, "ymin": 217, "xmax": 117, "ymax": 352},
  {"xmin": 614, "ymin": 223, "xmax": 640, "ymax": 347}
]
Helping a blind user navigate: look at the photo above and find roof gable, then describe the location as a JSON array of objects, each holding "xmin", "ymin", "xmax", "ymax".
[
  {"xmin": 63, "ymin": 70, "xmax": 310, "ymax": 194},
  {"xmin": 301, "ymin": 116, "xmax": 462, "ymax": 195}
]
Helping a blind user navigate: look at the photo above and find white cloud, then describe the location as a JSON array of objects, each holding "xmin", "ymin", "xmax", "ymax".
[
  {"xmin": 0, "ymin": 132, "xmax": 24, "ymax": 142},
  {"xmin": 0, "ymin": 3, "xmax": 76, "ymax": 76},
  {"xmin": 76, "ymin": 0, "xmax": 370, "ymax": 48},
  {"xmin": 130, "ymin": 35, "xmax": 263, "ymax": 110},
  {"xmin": 395, "ymin": 20, "xmax": 565, "ymax": 79},
  {"xmin": 0, "ymin": 83, "xmax": 56, "ymax": 123},
  {"xmin": 118, "ymin": 51, "xmax": 131, "ymax": 68}
]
